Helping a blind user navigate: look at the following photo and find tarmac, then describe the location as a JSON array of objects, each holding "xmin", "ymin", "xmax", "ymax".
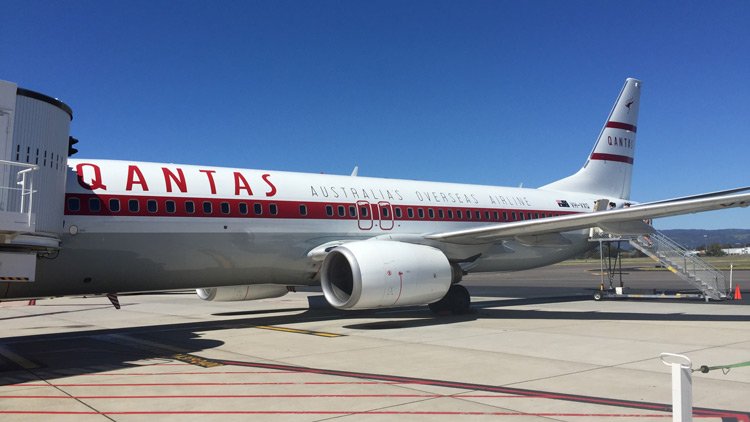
[{"xmin": 1, "ymin": 262, "xmax": 749, "ymax": 421}]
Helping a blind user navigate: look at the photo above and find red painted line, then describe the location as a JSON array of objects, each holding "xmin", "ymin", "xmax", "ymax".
[
  {"xmin": 67, "ymin": 370, "xmax": 295, "ymax": 376},
  {"xmin": 590, "ymin": 153, "xmax": 634, "ymax": 164},
  {"xmin": 9, "ymin": 381, "xmax": 400, "ymax": 387},
  {"xmin": 0, "ymin": 410, "xmax": 681, "ymax": 417},
  {"xmin": 606, "ymin": 121, "xmax": 637, "ymax": 132},
  {"xmin": 0, "ymin": 393, "xmax": 523, "ymax": 399}
]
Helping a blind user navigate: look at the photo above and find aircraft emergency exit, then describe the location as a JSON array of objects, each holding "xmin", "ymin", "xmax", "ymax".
[{"xmin": 1, "ymin": 78, "xmax": 748, "ymax": 313}]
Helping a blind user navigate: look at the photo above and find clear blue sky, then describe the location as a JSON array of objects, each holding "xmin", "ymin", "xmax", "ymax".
[{"xmin": 3, "ymin": 1, "xmax": 749, "ymax": 229}]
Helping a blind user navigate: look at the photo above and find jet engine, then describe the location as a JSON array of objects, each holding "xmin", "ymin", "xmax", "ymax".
[
  {"xmin": 320, "ymin": 240, "xmax": 452, "ymax": 309},
  {"xmin": 196, "ymin": 284, "xmax": 289, "ymax": 301}
]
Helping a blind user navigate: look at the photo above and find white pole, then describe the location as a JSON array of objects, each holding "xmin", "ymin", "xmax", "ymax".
[
  {"xmin": 660, "ymin": 353, "xmax": 692, "ymax": 422},
  {"xmin": 729, "ymin": 264, "xmax": 733, "ymax": 296}
]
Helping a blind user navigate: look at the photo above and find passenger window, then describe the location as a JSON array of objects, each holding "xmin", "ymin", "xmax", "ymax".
[
  {"xmin": 475, "ymin": 211, "xmax": 481, "ymax": 220},
  {"xmin": 407, "ymin": 208, "xmax": 414, "ymax": 218},
  {"xmin": 456, "ymin": 210, "xmax": 462, "ymax": 219},
  {"xmin": 395, "ymin": 207, "xmax": 402, "ymax": 218},
  {"xmin": 269, "ymin": 204, "xmax": 278, "ymax": 215},
  {"xmin": 534, "ymin": 212, "xmax": 539, "ymax": 219},
  {"xmin": 418, "ymin": 208, "xmax": 425, "ymax": 219},
  {"xmin": 447, "ymin": 209, "xmax": 453, "ymax": 219},
  {"xmin": 203, "ymin": 201, "xmax": 212, "ymax": 214},
  {"xmin": 381, "ymin": 207, "xmax": 390, "ymax": 218},
  {"xmin": 220, "ymin": 202, "xmax": 230, "ymax": 214},
  {"xmin": 325, "ymin": 205, "xmax": 333, "ymax": 216},
  {"xmin": 185, "ymin": 201, "xmax": 195, "ymax": 214},
  {"xmin": 349, "ymin": 205, "xmax": 356, "ymax": 217},
  {"xmin": 527, "ymin": 213, "xmax": 532, "ymax": 220},
  {"xmin": 493, "ymin": 211, "xmax": 499, "ymax": 221},
  {"xmin": 338, "ymin": 205, "xmax": 345, "ymax": 217},
  {"xmin": 239, "ymin": 203, "xmax": 248, "ymax": 215},
  {"xmin": 254, "ymin": 203, "xmax": 263, "ymax": 215},
  {"xmin": 128, "ymin": 199, "xmax": 139, "ymax": 213},
  {"xmin": 89, "ymin": 198, "xmax": 101, "ymax": 212},
  {"xmin": 299, "ymin": 204, "xmax": 308, "ymax": 216},
  {"xmin": 360, "ymin": 206, "xmax": 369, "ymax": 217},
  {"xmin": 109, "ymin": 198, "xmax": 120, "ymax": 213},
  {"xmin": 428, "ymin": 209, "xmax": 435, "ymax": 219},
  {"xmin": 166, "ymin": 200, "xmax": 176, "ymax": 214},
  {"xmin": 438, "ymin": 209, "xmax": 444, "ymax": 219},
  {"xmin": 485, "ymin": 211, "xmax": 491, "ymax": 220},
  {"xmin": 466, "ymin": 210, "xmax": 472, "ymax": 220},
  {"xmin": 502, "ymin": 211, "xmax": 508, "ymax": 221},
  {"xmin": 67, "ymin": 197, "xmax": 80, "ymax": 212},
  {"xmin": 519, "ymin": 213, "xmax": 525, "ymax": 220},
  {"xmin": 147, "ymin": 199, "xmax": 158, "ymax": 213}
]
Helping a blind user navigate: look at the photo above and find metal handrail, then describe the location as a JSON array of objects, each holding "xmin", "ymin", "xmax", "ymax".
[{"xmin": 0, "ymin": 160, "xmax": 39, "ymax": 228}]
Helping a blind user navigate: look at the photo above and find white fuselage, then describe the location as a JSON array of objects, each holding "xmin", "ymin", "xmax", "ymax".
[{"xmin": 3, "ymin": 159, "xmax": 601, "ymax": 299}]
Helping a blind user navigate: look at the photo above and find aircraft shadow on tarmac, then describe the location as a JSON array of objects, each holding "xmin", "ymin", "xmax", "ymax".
[{"xmin": 1, "ymin": 292, "xmax": 749, "ymax": 386}]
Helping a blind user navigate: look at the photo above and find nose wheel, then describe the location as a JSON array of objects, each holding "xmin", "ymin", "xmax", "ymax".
[{"xmin": 429, "ymin": 284, "xmax": 471, "ymax": 315}]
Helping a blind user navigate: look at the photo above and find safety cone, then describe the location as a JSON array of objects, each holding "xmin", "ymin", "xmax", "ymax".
[{"xmin": 733, "ymin": 285, "xmax": 742, "ymax": 300}]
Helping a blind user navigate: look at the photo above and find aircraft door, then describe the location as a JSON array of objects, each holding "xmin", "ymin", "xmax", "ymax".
[
  {"xmin": 357, "ymin": 200, "xmax": 373, "ymax": 230},
  {"xmin": 378, "ymin": 201, "xmax": 394, "ymax": 230}
]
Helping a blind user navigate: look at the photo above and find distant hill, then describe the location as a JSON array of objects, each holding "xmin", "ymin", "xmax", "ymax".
[{"xmin": 659, "ymin": 229, "xmax": 750, "ymax": 249}]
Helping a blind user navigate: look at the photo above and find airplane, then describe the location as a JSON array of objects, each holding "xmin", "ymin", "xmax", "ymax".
[{"xmin": 1, "ymin": 78, "xmax": 749, "ymax": 314}]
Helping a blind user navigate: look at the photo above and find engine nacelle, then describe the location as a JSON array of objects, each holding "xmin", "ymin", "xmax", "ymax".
[
  {"xmin": 196, "ymin": 284, "xmax": 289, "ymax": 301},
  {"xmin": 320, "ymin": 240, "xmax": 452, "ymax": 310}
]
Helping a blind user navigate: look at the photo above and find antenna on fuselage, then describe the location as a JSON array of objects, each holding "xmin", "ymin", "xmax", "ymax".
[{"xmin": 351, "ymin": 166, "xmax": 359, "ymax": 177}]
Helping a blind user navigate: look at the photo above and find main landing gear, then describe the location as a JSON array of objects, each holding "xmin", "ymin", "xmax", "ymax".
[{"xmin": 429, "ymin": 284, "xmax": 471, "ymax": 315}]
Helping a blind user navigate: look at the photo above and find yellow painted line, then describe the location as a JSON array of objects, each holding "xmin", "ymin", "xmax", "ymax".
[
  {"xmin": 0, "ymin": 346, "xmax": 39, "ymax": 369},
  {"xmin": 254, "ymin": 325, "xmax": 345, "ymax": 338}
]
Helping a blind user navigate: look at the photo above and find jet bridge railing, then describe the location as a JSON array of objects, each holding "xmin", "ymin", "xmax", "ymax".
[{"xmin": 0, "ymin": 159, "xmax": 39, "ymax": 228}]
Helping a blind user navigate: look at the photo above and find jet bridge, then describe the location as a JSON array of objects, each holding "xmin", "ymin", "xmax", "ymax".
[{"xmin": 0, "ymin": 80, "xmax": 72, "ymax": 281}]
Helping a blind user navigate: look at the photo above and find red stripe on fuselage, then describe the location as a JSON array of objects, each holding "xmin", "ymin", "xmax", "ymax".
[
  {"xmin": 605, "ymin": 121, "xmax": 637, "ymax": 132},
  {"xmin": 63, "ymin": 194, "xmax": 579, "ymax": 223},
  {"xmin": 589, "ymin": 153, "xmax": 634, "ymax": 164}
]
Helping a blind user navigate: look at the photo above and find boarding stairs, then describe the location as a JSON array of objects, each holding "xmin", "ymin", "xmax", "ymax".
[{"xmin": 626, "ymin": 232, "xmax": 727, "ymax": 300}]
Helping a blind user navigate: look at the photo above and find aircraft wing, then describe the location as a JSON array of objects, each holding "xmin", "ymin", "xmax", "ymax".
[{"xmin": 425, "ymin": 192, "xmax": 750, "ymax": 245}]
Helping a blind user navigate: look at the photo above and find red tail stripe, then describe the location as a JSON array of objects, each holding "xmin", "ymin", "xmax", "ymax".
[
  {"xmin": 605, "ymin": 121, "xmax": 637, "ymax": 132},
  {"xmin": 590, "ymin": 153, "xmax": 634, "ymax": 164}
]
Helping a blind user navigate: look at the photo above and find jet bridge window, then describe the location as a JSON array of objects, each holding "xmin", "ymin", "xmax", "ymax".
[
  {"xmin": 269, "ymin": 204, "xmax": 278, "ymax": 215},
  {"xmin": 89, "ymin": 198, "xmax": 101, "ymax": 213},
  {"xmin": 67, "ymin": 197, "xmax": 80, "ymax": 212},
  {"xmin": 203, "ymin": 201, "xmax": 212, "ymax": 214},
  {"xmin": 147, "ymin": 199, "xmax": 158, "ymax": 213},
  {"xmin": 220, "ymin": 202, "xmax": 230, "ymax": 214},
  {"xmin": 109, "ymin": 199, "xmax": 120, "ymax": 213},
  {"xmin": 185, "ymin": 201, "xmax": 195, "ymax": 214},
  {"xmin": 128, "ymin": 199, "xmax": 139, "ymax": 213},
  {"xmin": 166, "ymin": 200, "xmax": 176, "ymax": 214},
  {"xmin": 254, "ymin": 203, "xmax": 263, "ymax": 215}
]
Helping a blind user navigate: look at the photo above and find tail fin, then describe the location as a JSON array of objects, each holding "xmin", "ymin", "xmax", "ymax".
[{"xmin": 541, "ymin": 78, "xmax": 641, "ymax": 200}]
